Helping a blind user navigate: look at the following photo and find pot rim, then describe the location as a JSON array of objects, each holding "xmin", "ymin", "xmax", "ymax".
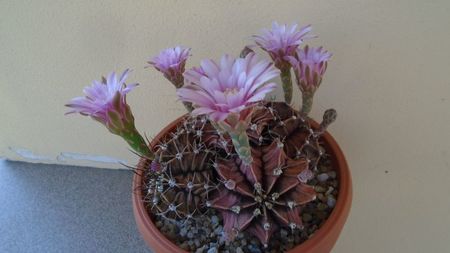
[{"xmin": 132, "ymin": 114, "xmax": 352, "ymax": 253}]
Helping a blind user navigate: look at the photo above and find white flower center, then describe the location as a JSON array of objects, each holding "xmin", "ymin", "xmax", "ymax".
[{"xmin": 224, "ymin": 87, "xmax": 240, "ymax": 95}]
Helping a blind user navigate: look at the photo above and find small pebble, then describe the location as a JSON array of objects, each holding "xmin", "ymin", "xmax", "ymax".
[
  {"xmin": 179, "ymin": 228, "xmax": 187, "ymax": 237},
  {"xmin": 327, "ymin": 196, "xmax": 336, "ymax": 207},
  {"xmin": 247, "ymin": 244, "xmax": 262, "ymax": 253},
  {"xmin": 179, "ymin": 241, "xmax": 189, "ymax": 250},
  {"xmin": 314, "ymin": 185, "xmax": 326, "ymax": 193},
  {"xmin": 211, "ymin": 215, "xmax": 219, "ymax": 226},
  {"xmin": 317, "ymin": 173, "xmax": 329, "ymax": 182},
  {"xmin": 250, "ymin": 238, "xmax": 259, "ymax": 245},
  {"xmin": 207, "ymin": 247, "xmax": 218, "ymax": 253},
  {"xmin": 236, "ymin": 247, "xmax": 244, "ymax": 253},
  {"xmin": 330, "ymin": 180, "xmax": 338, "ymax": 187},
  {"xmin": 325, "ymin": 186, "xmax": 334, "ymax": 195},
  {"xmin": 317, "ymin": 193, "xmax": 327, "ymax": 202},
  {"xmin": 328, "ymin": 171, "xmax": 337, "ymax": 179},
  {"xmin": 187, "ymin": 231, "xmax": 194, "ymax": 239},
  {"xmin": 214, "ymin": 225, "xmax": 223, "ymax": 235},
  {"xmin": 317, "ymin": 203, "xmax": 328, "ymax": 211},
  {"xmin": 318, "ymin": 165, "xmax": 329, "ymax": 173},
  {"xmin": 195, "ymin": 245, "xmax": 206, "ymax": 253}
]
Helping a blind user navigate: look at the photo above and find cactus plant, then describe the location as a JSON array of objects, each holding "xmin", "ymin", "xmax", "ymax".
[{"xmin": 67, "ymin": 21, "xmax": 343, "ymax": 252}]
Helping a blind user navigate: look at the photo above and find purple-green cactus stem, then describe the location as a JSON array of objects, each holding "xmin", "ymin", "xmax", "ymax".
[
  {"xmin": 300, "ymin": 91, "xmax": 314, "ymax": 116},
  {"xmin": 280, "ymin": 67, "xmax": 293, "ymax": 104}
]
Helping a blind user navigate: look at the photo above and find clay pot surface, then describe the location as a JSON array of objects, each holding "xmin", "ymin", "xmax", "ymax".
[{"xmin": 132, "ymin": 115, "xmax": 352, "ymax": 253}]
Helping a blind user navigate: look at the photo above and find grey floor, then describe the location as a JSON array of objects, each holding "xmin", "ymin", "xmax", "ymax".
[{"xmin": 0, "ymin": 159, "xmax": 152, "ymax": 253}]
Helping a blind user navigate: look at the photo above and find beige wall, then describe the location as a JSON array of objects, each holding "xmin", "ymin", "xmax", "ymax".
[{"xmin": 1, "ymin": 1, "xmax": 450, "ymax": 252}]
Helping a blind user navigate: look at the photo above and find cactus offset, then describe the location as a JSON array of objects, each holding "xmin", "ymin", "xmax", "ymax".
[{"xmin": 143, "ymin": 116, "xmax": 228, "ymax": 220}]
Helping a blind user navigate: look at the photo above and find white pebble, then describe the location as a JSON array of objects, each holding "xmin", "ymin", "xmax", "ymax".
[
  {"xmin": 317, "ymin": 173, "xmax": 329, "ymax": 182},
  {"xmin": 207, "ymin": 247, "xmax": 218, "ymax": 253},
  {"xmin": 327, "ymin": 196, "xmax": 336, "ymax": 208},
  {"xmin": 211, "ymin": 215, "xmax": 219, "ymax": 226}
]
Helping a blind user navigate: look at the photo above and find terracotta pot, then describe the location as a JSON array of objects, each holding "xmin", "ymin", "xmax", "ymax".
[{"xmin": 132, "ymin": 115, "xmax": 352, "ymax": 253}]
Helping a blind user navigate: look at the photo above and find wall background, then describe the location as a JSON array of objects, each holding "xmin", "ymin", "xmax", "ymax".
[{"xmin": 1, "ymin": 1, "xmax": 450, "ymax": 252}]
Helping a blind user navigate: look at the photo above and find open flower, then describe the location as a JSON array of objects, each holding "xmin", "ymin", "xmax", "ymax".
[
  {"xmin": 287, "ymin": 45, "xmax": 332, "ymax": 93},
  {"xmin": 178, "ymin": 53, "xmax": 279, "ymax": 122},
  {"xmin": 178, "ymin": 53, "xmax": 279, "ymax": 165},
  {"xmin": 254, "ymin": 22, "xmax": 314, "ymax": 69},
  {"xmin": 66, "ymin": 69, "xmax": 137, "ymax": 126},
  {"xmin": 148, "ymin": 46, "xmax": 190, "ymax": 88},
  {"xmin": 66, "ymin": 70, "xmax": 152, "ymax": 157}
]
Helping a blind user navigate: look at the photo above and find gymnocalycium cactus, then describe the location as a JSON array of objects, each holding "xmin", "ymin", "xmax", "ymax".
[{"xmin": 66, "ymin": 21, "xmax": 335, "ymax": 248}]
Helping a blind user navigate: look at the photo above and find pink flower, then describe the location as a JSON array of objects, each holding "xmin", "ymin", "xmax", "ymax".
[
  {"xmin": 254, "ymin": 22, "xmax": 314, "ymax": 69},
  {"xmin": 287, "ymin": 45, "xmax": 332, "ymax": 92},
  {"xmin": 177, "ymin": 53, "xmax": 280, "ymax": 122},
  {"xmin": 65, "ymin": 69, "xmax": 138, "ymax": 132},
  {"xmin": 148, "ymin": 46, "xmax": 190, "ymax": 87}
]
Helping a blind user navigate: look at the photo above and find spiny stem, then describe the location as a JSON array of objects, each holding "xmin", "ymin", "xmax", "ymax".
[
  {"xmin": 301, "ymin": 92, "xmax": 314, "ymax": 116},
  {"xmin": 280, "ymin": 68, "xmax": 293, "ymax": 104},
  {"xmin": 120, "ymin": 127, "xmax": 154, "ymax": 159},
  {"xmin": 229, "ymin": 131, "xmax": 253, "ymax": 165}
]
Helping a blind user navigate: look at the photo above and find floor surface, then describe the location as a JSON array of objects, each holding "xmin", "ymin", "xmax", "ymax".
[{"xmin": 0, "ymin": 160, "xmax": 152, "ymax": 253}]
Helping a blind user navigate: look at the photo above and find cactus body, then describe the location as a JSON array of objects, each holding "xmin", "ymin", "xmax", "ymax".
[
  {"xmin": 143, "ymin": 102, "xmax": 336, "ymax": 245},
  {"xmin": 143, "ymin": 116, "xmax": 228, "ymax": 220}
]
